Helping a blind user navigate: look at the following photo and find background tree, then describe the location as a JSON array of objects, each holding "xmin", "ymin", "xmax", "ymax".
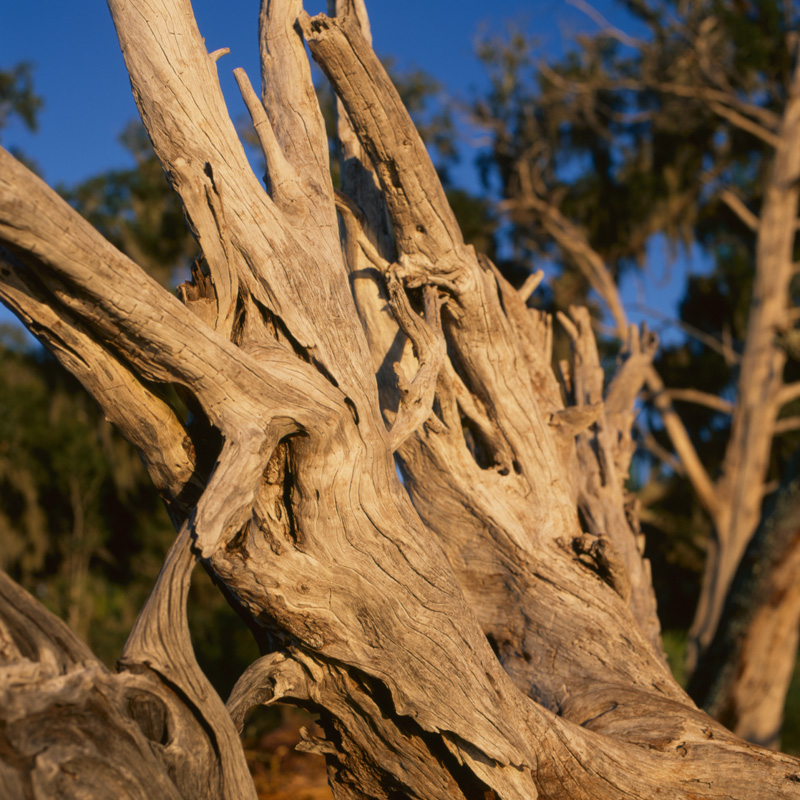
[{"xmin": 468, "ymin": 0, "xmax": 800, "ymax": 747}]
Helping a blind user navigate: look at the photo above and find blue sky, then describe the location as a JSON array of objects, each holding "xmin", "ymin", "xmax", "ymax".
[
  {"xmin": 1, "ymin": 2, "xmax": 588, "ymax": 185},
  {"xmin": 1, "ymin": 1, "xmax": 705, "ymax": 339}
]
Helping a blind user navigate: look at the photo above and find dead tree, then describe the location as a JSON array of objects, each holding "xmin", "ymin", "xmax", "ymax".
[{"xmin": 2, "ymin": 1, "xmax": 800, "ymax": 797}]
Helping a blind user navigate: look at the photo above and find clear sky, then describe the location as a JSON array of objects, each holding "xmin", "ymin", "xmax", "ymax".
[
  {"xmin": 1, "ymin": 1, "xmax": 621, "ymax": 186},
  {"xmin": 1, "ymin": 1, "xmax": 703, "ymax": 340}
]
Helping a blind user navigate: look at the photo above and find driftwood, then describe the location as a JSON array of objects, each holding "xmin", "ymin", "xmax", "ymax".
[{"xmin": 2, "ymin": 1, "xmax": 800, "ymax": 797}]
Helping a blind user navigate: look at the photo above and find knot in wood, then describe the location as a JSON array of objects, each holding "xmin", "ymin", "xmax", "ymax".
[{"xmin": 570, "ymin": 533, "xmax": 631, "ymax": 603}]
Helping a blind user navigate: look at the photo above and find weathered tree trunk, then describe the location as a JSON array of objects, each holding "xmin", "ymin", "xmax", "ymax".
[
  {"xmin": 688, "ymin": 55, "xmax": 800, "ymax": 674},
  {"xmin": 689, "ymin": 449, "xmax": 800, "ymax": 749},
  {"xmin": 2, "ymin": 1, "xmax": 800, "ymax": 798}
]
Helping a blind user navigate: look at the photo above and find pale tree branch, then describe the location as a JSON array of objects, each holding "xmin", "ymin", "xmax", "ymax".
[
  {"xmin": 778, "ymin": 381, "xmax": 800, "ymax": 407},
  {"xmin": 0, "ymin": 570, "xmax": 192, "ymax": 799},
  {"xmin": 773, "ymin": 416, "xmax": 800, "ymax": 435},
  {"xmin": 637, "ymin": 423, "xmax": 686, "ymax": 476},
  {"xmin": 304, "ymin": 9, "xmax": 684, "ymax": 717},
  {"xmin": 647, "ymin": 368, "xmax": 722, "ymax": 521},
  {"xmin": 6, "ymin": 1, "xmax": 800, "ymax": 796},
  {"xmin": 259, "ymin": 0, "xmax": 336, "ymax": 209},
  {"xmin": 511, "ymin": 189, "xmax": 720, "ymax": 520},
  {"xmin": 483, "ymin": 256, "xmax": 563, "ymax": 413},
  {"xmin": 385, "ymin": 278, "xmax": 446, "ymax": 451},
  {"xmin": 548, "ymin": 402, "xmax": 605, "ymax": 436},
  {"xmin": 108, "ymin": 0, "xmax": 377, "ymax": 413},
  {"xmin": 719, "ymin": 188, "xmax": 760, "ymax": 232},
  {"xmin": 0, "ymin": 249, "xmax": 198, "ymax": 515},
  {"xmin": 233, "ymin": 67, "xmax": 297, "ymax": 205},
  {"xmin": 226, "ymin": 652, "xmax": 311, "ymax": 733},
  {"xmin": 300, "ymin": 11, "xmax": 469, "ymax": 289},
  {"xmin": 334, "ymin": 189, "xmax": 393, "ymax": 271},
  {"xmin": 329, "ymin": 0, "xmax": 396, "ymax": 263},
  {"xmin": 606, "ymin": 324, "xmax": 660, "ymax": 419},
  {"xmin": 605, "ymin": 323, "xmax": 660, "ymax": 476},
  {"xmin": 566, "ymin": 0, "xmax": 646, "ymax": 48},
  {"xmin": 538, "ymin": 67, "xmax": 781, "ymax": 132},
  {"xmin": 121, "ymin": 525, "xmax": 257, "ymax": 800},
  {"xmin": 664, "ymin": 388, "xmax": 736, "ymax": 415},
  {"xmin": 507, "ymin": 194, "xmax": 628, "ymax": 333},
  {"xmin": 258, "ymin": 0, "xmax": 341, "ymax": 263},
  {"xmin": 0, "ymin": 149, "xmax": 349, "ymax": 558},
  {"xmin": 709, "ymin": 101, "xmax": 782, "ymax": 148},
  {"xmin": 690, "ymin": 55, "xmax": 800, "ymax": 668},
  {"xmin": 518, "ymin": 269, "xmax": 545, "ymax": 302},
  {"xmin": 635, "ymin": 80, "xmax": 781, "ymax": 130},
  {"xmin": 558, "ymin": 307, "xmax": 664, "ymax": 652},
  {"xmin": 632, "ymin": 302, "xmax": 741, "ymax": 365}
]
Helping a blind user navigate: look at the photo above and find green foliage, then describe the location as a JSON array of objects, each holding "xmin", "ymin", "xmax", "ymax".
[
  {"xmin": 0, "ymin": 61, "xmax": 43, "ymax": 171},
  {"xmin": 0, "ymin": 62, "xmax": 42, "ymax": 140},
  {"xmin": 0, "ymin": 330, "xmax": 174, "ymax": 662},
  {"xmin": 470, "ymin": 1, "xmax": 792, "ymax": 296},
  {"xmin": 661, "ymin": 628, "xmax": 689, "ymax": 688},
  {"xmin": 0, "ymin": 327, "xmax": 260, "ymax": 688}
]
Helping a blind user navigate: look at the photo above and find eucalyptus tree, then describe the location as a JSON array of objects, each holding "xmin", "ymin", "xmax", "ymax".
[
  {"xmin": 2, "ymin": 2, "xmax": 800, "ymax": 799},
  {"xmin": 471, "ymin": 0, "xmax": 800, "ymax": 748}
]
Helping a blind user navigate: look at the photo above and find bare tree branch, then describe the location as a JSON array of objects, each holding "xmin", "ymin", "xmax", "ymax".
[
  {"xmin": 719, "ymin": 188, "xmax": 760, "ymax": 231},
  {"xmin": 709, "ymin": 101, "xmax": 782, "ymax": 148},
  {"xmin": 778, "ymin": 381, "xmax": 800, "ymax": 407},
  {"xmin": 632, "ymin": 302, "xmax": 741, "ymax": 364},
  {"xmin": 506, "ymin": 186, "xmax": 721, "ymax": 521},
  {"xmin": 690, "ymin": 56, "xmax": 800, "ymax": 671},
  {"xmin": 665, "ymin": 388, "xmax": 736, "ymax": 415},
  {"xmin": 518, "ymin": 269, "xmax": 545, "ymax": 302},
  {"xmin": 566, "ymin": 0, "xmax": 646, "ymax": 48},
  {"xmin": 121, "ymin": 525, "xmax": 258, "ymax": 799},
  {"xmin": 637, "ymin": 424, "xmax": 686, "ymax": 475},
  {"xmin": 385, "ymin": 279, "xmax": 445, "ymax": 450},
  {"xmin": 0, "ymin": 249, "xmax": 197, "ymax": 515},
  {"xmin": 774, "ymin": 416, "xmax": 800, "ymax": 435},
  {"xmin": 4, "ymin": 2, "xmax": 800, "ymax": 796}
]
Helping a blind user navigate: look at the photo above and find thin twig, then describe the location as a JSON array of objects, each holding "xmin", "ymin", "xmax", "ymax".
[
  {"xmin": 709, "ymin": 101, "xmax": 781, "ymax": 148},
  {"xmin": 773, "ymin": 416, "xmax": 800, "ymax": 435},
  {"xmin": 518, "ymin": 269, "xmax": 545, "ymax": 302},
  {"xmin": 719, "ymin": 188, "xmax": 759, "ymax": 232},
  {"xmin": 631, "ymin": 303, "xmax": 740, "ymax": 364},
  {"xmin": 664, "ymin": 388, "xmax": 735, "ymax": 414},
  {"xmin": 385, "ymin": 276, "xmax": 445, "ymax": 451},
  {"xmin": 637, "ymin": 424, "xmax": 685, "ymax": 476},
  {"xmin": 566, "ymin": 0, "xmax": 645, "ymax": 48}
]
